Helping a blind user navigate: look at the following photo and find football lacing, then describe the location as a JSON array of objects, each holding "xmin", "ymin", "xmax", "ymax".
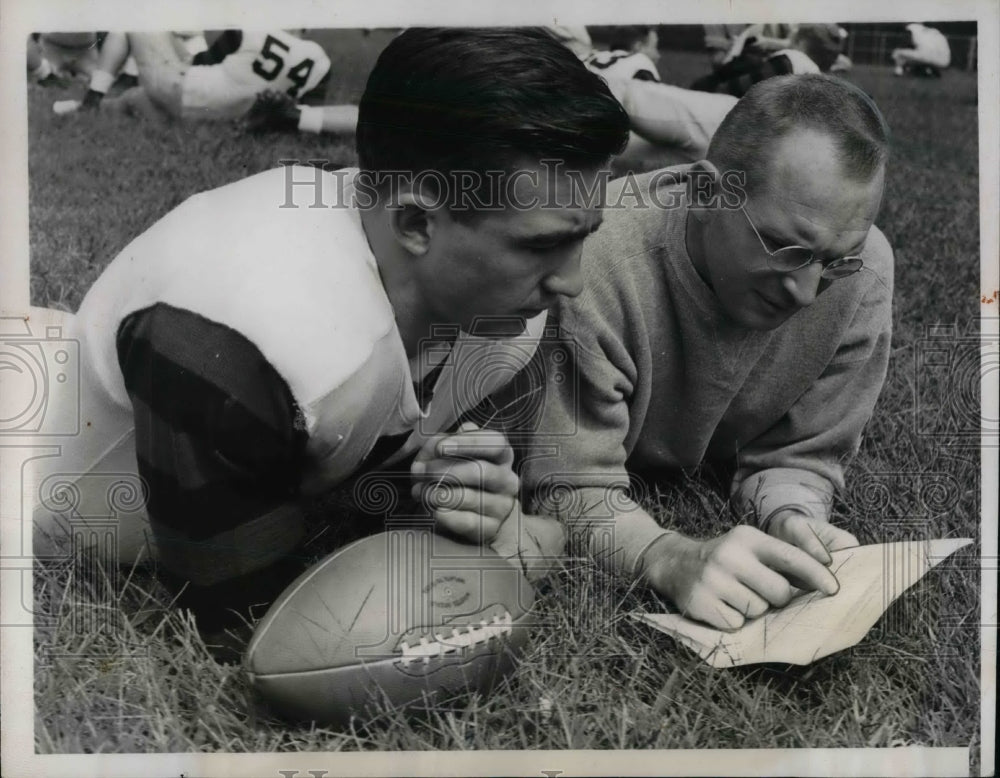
[{"xmin": 398, "ymin": 611, "xmax": 513, "ymax": 665}]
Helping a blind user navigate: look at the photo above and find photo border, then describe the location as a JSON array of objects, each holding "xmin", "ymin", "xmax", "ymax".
[{"xmin": 2, "ymin": 0, "xmax": 996, "ymax": 776}]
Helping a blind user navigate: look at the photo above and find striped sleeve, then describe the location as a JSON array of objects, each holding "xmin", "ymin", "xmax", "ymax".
[{"xmin": 116, "ymin": 303, "xmax": 308, "ymax": 592}]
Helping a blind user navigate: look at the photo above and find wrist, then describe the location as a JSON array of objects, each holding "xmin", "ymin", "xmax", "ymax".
[
  {"xmin": 298, "ymin": 105, "xmax": 321, "ymax": 133},
  {"xmin": 637, "ymin": 531, "xmax": 693, "ymax": 590},
  {"xmin": 760, "ymin": 505, "xmax": 814, "ymax": 535}
]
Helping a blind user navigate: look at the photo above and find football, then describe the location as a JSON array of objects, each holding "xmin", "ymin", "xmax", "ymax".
[{"xmin": 245, "ymin": 530, "xmax": 535, "ymax": 725}]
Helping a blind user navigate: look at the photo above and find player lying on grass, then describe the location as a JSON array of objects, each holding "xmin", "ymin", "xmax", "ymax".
[
  {"xmin": 33, "ymin": 27, "xmax": 629, "ymax": 660},
  {"xmin": 496, "ymin": 73, "xmax": 893, "ymax": 631},
  {"xmin": 28, "ymin": 32, "xmax": 102, "ymax": 83},
  {"xmin": 571, "ymin": 25, "xmax": 738, "ymax": 165},
  {"xmin": 690, "ymin": 23, "xmax": 848, "ymax": 96},
  {"xmin": 27, "ymin": 35, "xmax": 70, "ymax": 87},
  {"xmin": 52, "ymin": 29, "xmax": 344, "ymax": 125},
  {"xmin": 243, "ymin": 24, "xmax": 728, "ymax": 164},
  {"xmin": 891, "ymin": 23, "xmax": 951, "ymax": 77}
]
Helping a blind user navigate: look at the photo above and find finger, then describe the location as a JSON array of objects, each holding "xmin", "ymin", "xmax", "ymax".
[
  {"xmin": 437, "ymin": 429, "xmax": 513, "ymax": 465},
  {"xmin": 417, "ymin": 459, "xmax": 519, "ymax": 497},
  {"xmin": 412, "ymin": 433, "xmax": 448, "ymax": 466},
  {"xmin": 425, "ymin": 486, "xmax": 516, "ymax": 522},
  {"xmin": 432, "ymin": 509, "xmax": 503, "ymax": 544},
  {"xmin": 721, "ymin": 581, "xmax": 774, "ymax": 620},
  {"xmin": 732, "ymin": 559, "xmax": 796, "ymax": 607},
  {"xmin": 821, "ymin": 525, "xmax": 859, "ymax": 552},
  {"xmin": 755, "ymin": 536, "xmax": 840, "ymax": 596},
  {"xmin": 682, "ymin": 588, "xmax": 748, "ymax": 632},
  {"xmin": 781, "ymin": 518, "xmax": 833, "ymax": 565},
  {"xmin": 700, "ymin": 565, "xmax": 774, "ymax": 620}
]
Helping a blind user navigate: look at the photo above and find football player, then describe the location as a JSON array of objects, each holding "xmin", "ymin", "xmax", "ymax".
[
  {"xmin": 690, "ymin": 24, "xmax": 848, "ymax": 96},
  {"xmin": 572, "ymin": 25, "xmax": 738, "ymax": 165},
  {"xmin": 892, "ymin": 23, "xmax": 951, "ymax": 77},
  {"xmin": 54, "ymin": 29, "xmax": 330, "ymax": 121},
  {"xmin": 33, "ymin": 27, "xmax": 629, "ymax": 661},
  {"xmin": 34, "ymin": 32, "xmax": 100, "ymax": 80},
  {"xmin": 584, "ymin": 25, "xmax": 662, "ymax": 84}
]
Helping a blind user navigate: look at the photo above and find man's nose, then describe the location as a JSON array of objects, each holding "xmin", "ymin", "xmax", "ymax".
[
  {"xmin": 542, "ymin": 254, "xmax": 585, "ymax": 299},
  {"xmin": 781, "ymin": 261, "xmax": 824, "ymax": 308}
]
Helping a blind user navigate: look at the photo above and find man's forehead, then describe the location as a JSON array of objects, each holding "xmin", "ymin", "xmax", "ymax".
[
  {"xmin": 756, "ymin": 133, "xmax": 883, "ymax": 217},
  {"xmin": 504, "ymin": 202, "xmax": 604, "ymax": 240},
  {"xmin": 762, "ymin": 129, "xmax": 882, "ymax": 192}
]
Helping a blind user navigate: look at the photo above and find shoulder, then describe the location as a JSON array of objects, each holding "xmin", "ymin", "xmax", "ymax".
[
  {"xmin": 860, "ymin": 224, "xmax": 894, "ymax": 296},
  {"xmin": 597, "ymin": 166, "xmax": 690, "ymax": 242}
]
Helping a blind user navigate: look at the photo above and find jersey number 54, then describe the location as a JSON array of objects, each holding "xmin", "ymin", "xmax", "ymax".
[{"xmin": 252, "ymin": 34, "xmax": 316, "ymax": 98}]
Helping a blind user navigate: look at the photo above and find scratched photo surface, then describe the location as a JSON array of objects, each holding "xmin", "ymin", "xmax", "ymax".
[{"xmin": 2, "ymin": 4, "xmax": 994, "ymax": 778}]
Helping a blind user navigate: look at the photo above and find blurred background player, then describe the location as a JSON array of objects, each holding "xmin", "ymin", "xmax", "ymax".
[
  {"xmin": 31, "ymin": 32, "xmax": 140, "ymax": 91},
  {"xmin": 54, "ymin": 30, "xmax": 330, "ymax": 122},
  {"xmin": 572, "ymin": 25, "xmax": 737, "ymax": 166},
  {"xmin": 544, "ymin": 24, "xmax": 594, "ymax": 58},
  {"xmin": 584, "ymin": 25, "xmax": 661, "ymax": 82},
  {"xmin": 702, "ymin": 23, "xmax": 751, "ymax": 69},
  {"xmin": 690, "ymin": 23, "xmax": 848, "ymax": 96},
  {"xmin": 55, "ymin": 31, "xmax": 204, "ymax": 113},
  {"xmin": 892, "ymin": 23, "xmax": 950, "ymax": 77},
  {"xmin": 27, "ymin": 35, "xmax": 64, "ymax": 86},
  {"xmin": 245, "ymin": 24, "xmax": 664, "ymax": 137},
  {"xmin": 718, "ymin": 23, "xmax": 798, "ymax": 65},
  {"xmin": 32, "ymin": 33, "xmax": 100, "ymax": 80}
]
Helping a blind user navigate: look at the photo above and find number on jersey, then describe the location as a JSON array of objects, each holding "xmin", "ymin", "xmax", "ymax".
[{"xmin": 252, "ymin": 34, "xmax": 315, "ymax": 98}]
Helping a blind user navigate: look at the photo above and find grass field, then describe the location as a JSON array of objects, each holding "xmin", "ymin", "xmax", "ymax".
[{"xmin": 26, "ymin": 40, "xmax": 983, "ymax": 769}]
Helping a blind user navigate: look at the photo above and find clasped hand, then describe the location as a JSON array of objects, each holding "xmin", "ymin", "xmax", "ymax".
[{"xmin": 410, "ymin": 421, "xmax": 519, "ymax": 543}]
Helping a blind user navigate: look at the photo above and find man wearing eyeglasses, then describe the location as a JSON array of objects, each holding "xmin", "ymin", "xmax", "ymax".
[{"xmin": 506, "ymin": 73, "xmax": 893, "ymax": 630}]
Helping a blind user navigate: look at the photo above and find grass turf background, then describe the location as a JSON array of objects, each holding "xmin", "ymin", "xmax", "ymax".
[{"xmin": 26, "ymin": 38, "xmax": 983, "ymax": 767}]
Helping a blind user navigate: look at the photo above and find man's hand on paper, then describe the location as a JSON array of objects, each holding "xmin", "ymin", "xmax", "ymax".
[
  {"xmin": 640, "ymin": 525, "xmax": 842, "ymax": 632},
  {"xmin": 766, "ymin": 509, "xmax": 860, "ymax": 563}
]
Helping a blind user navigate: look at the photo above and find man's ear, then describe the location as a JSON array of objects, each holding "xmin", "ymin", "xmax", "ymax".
[
  {"xmin": 389, "ymin": 191, "xmax": 435, "ymax": 257},
  {"xmin": 687, "ymin": 158, "xmax": 721, "ymax": 217}
]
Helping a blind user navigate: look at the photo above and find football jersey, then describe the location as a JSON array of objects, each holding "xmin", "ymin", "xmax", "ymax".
[
  {"xmin": 773, "ymin": 48, "xmax": 821, "ymax": 75},
  {"xmin": 584, "ymin": 50, "xmax": 661, "ymax": 84},
  {"xmin": 64, "ymin": 167, "xmax": 547, "ymax": 567},
  {"xmin": 216, "ymin": 30, "xmax": 330, "ymax": 99}
]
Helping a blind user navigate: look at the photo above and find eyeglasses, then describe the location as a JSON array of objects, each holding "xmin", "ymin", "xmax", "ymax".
[{"xmin": 741, "ymin": 206, "xmax": 864, "ymax": 280}]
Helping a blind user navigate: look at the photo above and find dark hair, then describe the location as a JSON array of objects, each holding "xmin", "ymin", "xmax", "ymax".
[
  {"xmin": 707, "ymin": 73, "xmax": 890, "ymax": 195},
  {"xmin": 357, "ymin": 27, "xmax": 630, "ymax": 192},
  {"xmin": 587, "ymin": 25, "xmax": 654, "ymax": 53}
]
